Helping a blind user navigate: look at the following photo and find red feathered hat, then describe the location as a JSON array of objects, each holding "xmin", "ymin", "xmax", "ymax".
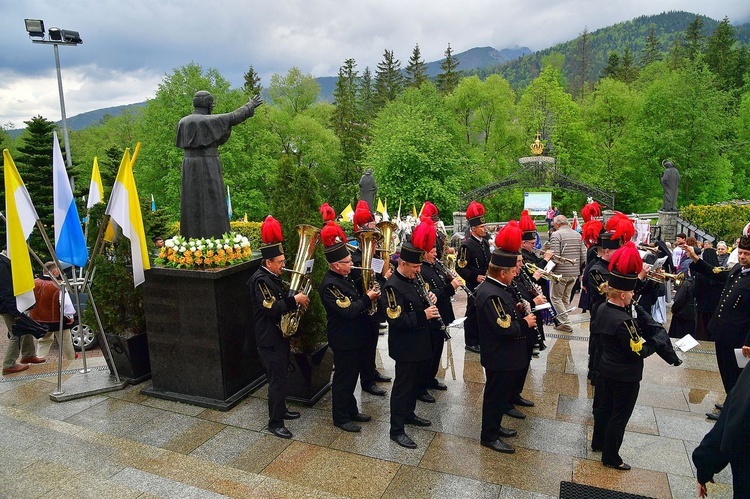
[
  {"xmin": 260, "ymin": 215, "xmax": 284, "ymax": 259},
  {"xmin": 519, "ymin": 209, "xmax": 537, "ymax": 241},
  {"xmin": 420, "ymin": 201, "xmax": 439, "ymax": 222},
  {"xmin": 353, "ymin": 200, "xmax": 374, "ymax": 232},
  {"xmin": 319, "ymin": 203, "xmax": 336, "ymax": 223},
  {"xmin": 608, "ymin": 241, "xmax": 643, "ymax": 291},
  {"xmin": 321, "ymin": 222, "xmax": 349, "ymax": 264},
  {"xmin": 466, "ymin": 201, "xmax": 486, "ymax": 227},
  {"xmin": 581, "ymin": 220, "xmax": 604, "ymax": 248},
  {"xmin": 606, "ymin": 212, "xmax": 635, "ymax": 245},
  {"xmin": 411, "ymin": 218, "xmax": 437, "ymax": 253},
  {"xmin": 495, "ymin": 220, "xmax": 523, "ymax": 254},
  {"xmin": 581, "ymin": 202, "xmax": 602, "ymax": 223}
]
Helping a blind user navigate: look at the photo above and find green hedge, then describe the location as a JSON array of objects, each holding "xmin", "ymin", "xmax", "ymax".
[{"xmin": 680, "ymin": 203, "xmax": 750, "ymax": 244}]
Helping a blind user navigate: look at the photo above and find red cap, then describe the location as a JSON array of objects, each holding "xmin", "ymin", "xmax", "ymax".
[
  {"xmin": 495, "ymin": 220, "xmax": 523, "ymax": 254},
  {"xmin": 319, "ymin": 203, "xmax": 336, "ymax": 223},
  {"xmin": 411, "ymin": 218, "xmax": 437, "ymax": 252},
  {"xmin": 606, "ymin": 212, "xmax": 635, "ymax": 244},
  {"xmin": 261, "ymin": 215, "xmax": 283, "ymax": 244},
  {"xmin": 466, "ymin": 201, "xmax": 486, "ymax": 227},
  {"xmin": 353, "ymin": 200, "xmax": 374, "ymax": 231}
]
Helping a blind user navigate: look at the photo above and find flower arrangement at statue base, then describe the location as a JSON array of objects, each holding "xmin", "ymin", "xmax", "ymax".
[{"xmin": 155, "ymin": 232, "xmax": 252, "ymax": 270}]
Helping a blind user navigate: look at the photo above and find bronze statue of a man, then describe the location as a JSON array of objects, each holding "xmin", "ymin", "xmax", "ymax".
[
  {"xmin": 660, "ymin": 160, "xmax": 680, "ymax": 212},
  {"xmin": 176, "ymin": 91, "xmax": 263, "ymax": 239}
]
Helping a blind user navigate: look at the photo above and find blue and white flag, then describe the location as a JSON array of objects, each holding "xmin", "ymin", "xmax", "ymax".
[
  {"xmin": 53, "ymin": 133, "xmax": 88, "ymax": 267},
  {"xmin": 227, "ymin": 185, "xmax": 233, "ymax": 219},
  {"xmin": 151, "ymin": 193, "xmax": 156, "ymax": 212}
]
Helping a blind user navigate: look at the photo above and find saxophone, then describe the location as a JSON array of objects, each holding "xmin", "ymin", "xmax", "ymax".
[{"xmin": 280, "ymin": 224, "xmax": 321, "ymax": 337}]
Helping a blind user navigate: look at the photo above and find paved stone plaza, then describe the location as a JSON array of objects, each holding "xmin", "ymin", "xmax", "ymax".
[{"xmin": 0, "ymin": 293, "xmax": 736, "ymax": 498}]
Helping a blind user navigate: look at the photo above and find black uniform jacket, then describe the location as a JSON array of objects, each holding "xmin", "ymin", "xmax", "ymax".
[
  {"xmin": 513, "ymin": 275, "xmax": 542, "ymax": 347},
  {"xmin": 593, "ymin": 302, "xmax": 656, "ymax": 383},
  {"xmin": 690, "ymin": 259, "xmax": 750, "ymax": 347},
  {"xmin": 381, "ymin": 270, "xmax": 432, "ymax": 363},
  {"xmin": 419, "ymin": 261, "xmax": 456, "ymax": 328},
  {"xmin": 457, "ymin": 236, "xmax": 491, "ymax": 290},
  {"xmin": 475, "ymin": 277, "xmax": 528, "ymax": 371},
  {"xmin": 319, "ymin": 270, "xmax": 371, "ymax": 351},
  {"xmin": 0, "ymin": 255, "xmax": 20, "ymax": 316},
  {"xmin": 247, "ymin": 266, "xmax": 297, "ymax": 348},
  {"xmin": 586, "ymin": 257, "xmax": 610, "ymax": 320}
]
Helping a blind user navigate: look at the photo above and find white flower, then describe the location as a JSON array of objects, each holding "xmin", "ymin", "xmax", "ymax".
[
  {"xmin": 165, "ymin": 240, "xmax": 175, "ymax": 248},
  {"xmin": 224, "ymin": 244, "xmax": 230, "ymax": 250},
  {"xmin": 179, "ymin": 246, "xmax": 187, "ymax": 253}
]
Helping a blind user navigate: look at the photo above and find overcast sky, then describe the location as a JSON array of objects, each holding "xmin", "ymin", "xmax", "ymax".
[{"xmin": 1, "ymin": 0, "xmax": 748, "ymax": 129}]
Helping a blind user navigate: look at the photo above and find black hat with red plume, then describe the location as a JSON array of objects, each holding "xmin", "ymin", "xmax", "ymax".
[
  {"xmin": 608, "ymin": 241, "xmax": 643, "ymax": 291},
  {"xmin": 320, "ymin": 203, "xmax": 349, "ymax": 263},
  {"xmin": 605, "ymin": 212, "xmax": 636, "ymax": 247},
  {"xmin": 581, "ymin": 220, "xmax": 604, "ymax": 248},
  {"xmin": 519, "ymin": 210, "xmax": 537, "ymax": 241},
  {"xmin": 492, "ymin": 220, "xmax": 522, "ymax": 267},
  {"xmin": 466, "ymin": 201, "xmax": 486, "ymax": 227},
  {"xmin": 353, "ymin": 200, "xmax": 374, "ymax": 232},
  {"xmin": 260, "ymin": 215, "xmax": 284, "ymax": 259},
  {"xmin": 411, "ymin": 218, "xmax": 436, "ymax": 253},
  {"xmin": 581, "ymin": 201, "xmax": 602, "ymax": 223},
  {"xmin": 420, "ymin": 201, "xmax": 439, "ymax": 222}
]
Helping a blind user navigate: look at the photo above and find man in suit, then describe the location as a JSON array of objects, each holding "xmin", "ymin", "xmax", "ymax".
[
  {"xmin": 247, "ymin": 216, "xmax": 309, "ymax": 439},
  {"xmin": 457, "ymin": 201, "xmax": 491, "ymax": 353}
]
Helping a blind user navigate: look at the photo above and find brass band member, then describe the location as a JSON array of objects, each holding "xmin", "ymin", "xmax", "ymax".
[
  {"xmin": 319, "ymin": 206, "xmax": 379, "ymax": 432},
  {"xmin": 519, "ymin": 209, "xmax": 554, "ymax": 349},
  {"xmin": 411, "ymin": 217, "xmax": 461, "ymax": 401},
  {"xmin": 351, "ymin": 200, "xmax": 392, "ymax": 396},
  {"xmin": 476, "ymin": 240, "xmax": 537, "ymax": 454},
  {"xmin": 247, "ymin": 216, "xmax": 310, "ymax": 439},
  {"xmin": 591, "ymin": 242, "xmax": 680, "ymax": 470},
  {"xmin": 382, "ymin": 243, "xmax": 439, "ymax": 449},
  {"xmin": 457, "ymin": 201, "xmax": 491, "ymax": 353}
]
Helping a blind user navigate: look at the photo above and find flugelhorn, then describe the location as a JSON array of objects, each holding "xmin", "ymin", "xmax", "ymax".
[
  {"xmin": 551, "ymin": 254, "xmax": 578, "ymax": 265},
  {"xmin": 280, "ymin": 224, "xmax": 321, "ymax": 337},
  {"xmin": 355, "ymin": 228, "xmax": 383, "ymax": 315},
  {"xmin": 524, "ymin": 263, "xmax": 562, "ymax": 283},
  {"xmin": 645, "ymin": 268, "xmax": 684, "ymax": 286}
]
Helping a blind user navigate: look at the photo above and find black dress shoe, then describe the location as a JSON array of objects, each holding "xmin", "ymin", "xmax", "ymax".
[
  {"xmin": 270, "ymin": 426, "xmax": 293, "ymax": 439},
  {"xmin": 465, "ymin": 344, "xmax": 481, "ymax": 353},
  {"xmin": 513, "ymin": 397, "xmax": 535, "ymax": 407},
  {"xmin": 374, "ymin": 372, "xmax": 392, "ymax": 383},
  {"xmin": 706, "ymin": 412, "xmax": 720, "ymax": 421},
  {"xmin": 335, "ymin": 421, "xmax": 362, "ymax": 432},
  {"xmin": 391, "ymin": 433, "xmax": 417, "ymax": 449},
  {"xmin": 429, "ymin": 380, "xmax": 447, "ymax": 391},
  {"xmin": 498, "ymin": 426, "xmax": 517, "ymax": 438},
  {"xmin": 352, "ymin": 413, "xmax": 372, "ymax": 422},
  {"xmin": 504, "ymin": 408, "xmax": 526, "ymax": 419},
  {"xmin": 362, "ymin": 384, "xmax": 387, "ymax": 396},
  {"xmin": 481, "ymin": 439, "xmax": 515, "ymax": 454},
  {"xmin": 283, "ymin": 410, "xmax": 301, "ymax": 420},
  {"xmin": 715, "ymin": 403, "xmax": 724, "ymax": 410},
  {"xmin": 537, "ymin": 342, "xmax": 547, "ymax": 351},
  {"xmin": 604, "ymin": 462, "xmax": 631, "ymax": 471},
  {"xmin": 405, "ymin": 416, "xmax": 432, "ymax": 427},
  {"xmin": 417, "ymin": 392, "xmax": 436, "ymax": 403}
]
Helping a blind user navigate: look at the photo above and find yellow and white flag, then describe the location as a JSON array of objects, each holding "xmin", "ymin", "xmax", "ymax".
[
  {"xmin": 104, "ymin": 147, "xmax": 150, "ymax": 286},
  {"xmin": 376, "ymin": 198, "xmax": 385, "ymax": 214},
  {"xmin": 3, "ymin": 149, "xmax": 39, "ymax": 312},
  {"xmin": 87, "ymin": 157, "xmax": 104, "ymax": 209},
  {"xmin": 340, "ymin": 203, "xmax": 354, "ymax": 222}
]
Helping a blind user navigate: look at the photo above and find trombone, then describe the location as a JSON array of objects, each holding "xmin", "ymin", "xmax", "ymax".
[{"xmin": 524, "ymin": 263, "xmax": 562, "ymax": 283}]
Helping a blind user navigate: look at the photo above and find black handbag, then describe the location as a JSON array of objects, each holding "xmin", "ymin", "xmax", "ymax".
[{"xmin": 11, "ymin": 314, "xmax": 49, "ymax": 339}]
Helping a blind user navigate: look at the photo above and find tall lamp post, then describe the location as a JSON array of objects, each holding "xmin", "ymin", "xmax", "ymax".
[{"xmin": 24, "ymin": 18, "xmax": 82, "ymax": 169}]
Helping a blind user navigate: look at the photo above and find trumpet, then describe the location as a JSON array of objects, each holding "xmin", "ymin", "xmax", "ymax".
[
  {"xmin": 645, "ymin": 268, "xmax": 684, "ymax": 286},
  {"xmin": 637, "ymin": 244, "xmax": 659, "ymax": 254},
  {"xmin": 524, "ymin": 263, "xmax": 562, "ymax": 283},
  {"xmin": 551, "ymin": 254, "xmax": 578, "ymax": 265}
]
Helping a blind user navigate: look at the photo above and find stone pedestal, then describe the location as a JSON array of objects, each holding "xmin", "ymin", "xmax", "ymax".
[
  {"xmin": 658, "ymin": 210, "xmax": 678, "ymax": 244},
  {"xmin": 452, "ymin": 211, "xmax": 466, "ymax": 235},
  {"xmin": 141, "ymin": 259, "xmax": 266, "ymax": 410}
]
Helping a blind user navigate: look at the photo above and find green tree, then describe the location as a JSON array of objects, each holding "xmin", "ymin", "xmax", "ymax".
[
  {"xmin": 358, "ymin": 67, "xmax": 376, "ymax": 130},
  {"xmin": 684, "ymin": 15, "xmax": 705, "ymax": 62},
  {"xmin": 602, "ymin": 52, "xmax": 621, "ymax": 79},
  {"xmin": 569, "ymin": 28, "xmax": 593, "ymax": 100},
  {"xmin": 373, "ymin": 49, "xmax": 404, "ymax": 110},
  {"xmin": 331, "ymin": 59, "xmax": 365, "ymax": 205},
  {"xmin": 269, "ymin": 67, "xmax": 320, "ymax": 115},
  {"xmin": 619, "ymin": 48, "xmax": 638, "ymax": 84},
  {"xmin": 436, "ymin": 43, "xmax": 460, "ymax": 95},
  {"xmin": 406, "ymin": 43, "xmax": 428, "ymax": 88},
  {"xmin": 243, "ymin": 65, "xmax": 262, "ymax": 96},
  {"xmin": 641, "ymin": 26, "xmax": 662, "ymax": 66},
  {"xmin": 705, "ymin": 17, "xmax": 738, "ymax": 92}
]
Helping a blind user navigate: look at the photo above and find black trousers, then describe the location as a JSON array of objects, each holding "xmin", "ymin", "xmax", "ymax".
[
  {"xmin": 332, "ymin": 346, "xmax": 366, "ymax": 425},
  {"xmin": 715, "ymin": 344, "xmax": 743, "ymax": 395},
  {"xmin": 257, "ymin": 344, "xmax": 290, "ymax": 429},
  {"xmin": 359, "ymin": 320, "xmax": 379, "ymax": 387},
  {"xmin": 422, "ymin": 328, "xmax": 445, "ymax": 391},
  {"xmin": 464, "ymin": 297, "xmax": 479, "ymax": 347},
  {"xmin": 588, "ymin": 332, "xmax": 602, "ymax": 384},
  {"xmin": 390, "ymin": 359, "xmax": 430, "ymax": 436},
  {"xmin": 482, "ymin": 368, "xmax": 521, "ymax": 442},
  {"xmin": 591, "ymin": 375, "xmax": 640, "ymax": 466}
]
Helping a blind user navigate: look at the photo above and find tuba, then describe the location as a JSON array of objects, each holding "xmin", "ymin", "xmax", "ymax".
[
  {"xmin": 280, "ymin": 224, "xmax": 321, "ymax": 337},
  {"xmin": 355, "ymin": 228, "xmax": 383, "ymax": 315},
  {"xmin": 376, "ymin": 221, "xmax": 398, "ymax": 275}
]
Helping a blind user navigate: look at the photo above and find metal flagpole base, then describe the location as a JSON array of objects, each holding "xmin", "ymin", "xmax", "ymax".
[{"xmin": 49, "ymin": 368, "xmax": 127, "ymax": 402}]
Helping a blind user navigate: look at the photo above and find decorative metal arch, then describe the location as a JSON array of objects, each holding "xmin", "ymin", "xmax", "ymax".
[{"xmin": 459, "ymin": 156, "xmax": 615, "ymax": 209}]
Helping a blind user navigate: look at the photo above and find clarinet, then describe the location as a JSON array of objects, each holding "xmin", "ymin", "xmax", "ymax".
[
  {"xmin": 434, "ymin": 259, "xmax": 476, "ymax": 302},
  {"xmin": 414, "ymin": 272, "xmax": 450, "ymax": 340},
  {"xmin": 521, "ymin": 258, "xmax": 557, "ymax": 325}
]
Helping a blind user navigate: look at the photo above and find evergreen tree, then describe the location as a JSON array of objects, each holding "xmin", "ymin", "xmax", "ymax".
[
  {"xmin": 684, "ymin": 15, "xmax": 705, "ymax": 62},
  {"xmin": 358, "ymin": 67, "xmax": 375, "ymax": 127},
  {"xmin": 15, "ymin": 116, "xmax": 56, "ymax": 259},
  {"xmin": 373, "ymin": 49, "xmax": 404, "ymax": 110},
  {"xmin": 602, "ymin": 52, "xmax": 621, "ymax": 79},
  {"xmin": 242, "ymin": 65, "xmax": 262, "ymax": 96},
  {"xmin": 669, "ymin": 34, "xmax": 685, "ymax": 70},
  {"xmin": 641, "ymin": 26, "xmax": 662, "ymax": 66},
  {"xmin": 406, "ymin": 43, "xmax": 428, "ymax": 87},
  {"xmin": 706, "ymin": 17, "xmax": 738, "ymax": 92},
  {"xmin": 620, "ymin": 48, "xmax": 638, "ymax": 84},
  {"xmin": 436, "ymin": 43, "xmax": 460, "ymax": 95},
  {"xmin": 331, "ymin": 58, "xmax": 365, "ymax": 196},
  {"xmin": 570, "ymin": 28, "xmax": 594, "ymax": 100}
]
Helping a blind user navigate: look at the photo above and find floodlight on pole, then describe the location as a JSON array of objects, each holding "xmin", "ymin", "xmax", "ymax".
[{"xmin": 24, "ymin": 18, "xmax": 82, "ymax": 169}]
